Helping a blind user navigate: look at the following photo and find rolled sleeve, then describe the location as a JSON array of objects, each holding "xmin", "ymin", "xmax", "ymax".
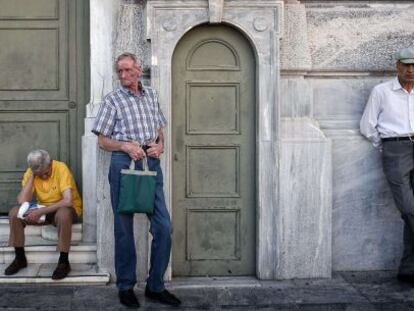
[{"xmin": 92, "ymin": 97, "xmax": 117, "ymax": 137}]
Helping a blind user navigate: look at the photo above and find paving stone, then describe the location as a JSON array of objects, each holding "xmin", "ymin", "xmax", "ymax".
[
  {"xmin": 165, "ymin": 287, "xmax": 217, "ymax": 308},
  {"xmin": 0, "ymin": 272, "xmax": 413, "ymax": 310},
  {"xmin": 343, "ymin": 303, "xmax": 378, "ymax": 311},
  {"xmin": 339, "ymin": 271, "xmax": 414, "ymax": 304},
  {"xmin": 286, "ymin": 277, "xmax": 368, "ymax": 305},
  {"xmin": 297, "ymin": 305, "xmax": 350, "ymax": 311},
  {"xmin": 0, "ymin": 285, "xmax": 74, "ymax": 309},
  {"xmin": 338, "ymin": 271, "xmax": 397, "ymax": 285},
  {"xmin": 373, "ymin": 302, "xmax": 414, "ymax": 311}
]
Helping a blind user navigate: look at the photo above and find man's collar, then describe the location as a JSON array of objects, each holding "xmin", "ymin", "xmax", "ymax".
[
  {"xmin": 120, "ymin": 81, "xmax": 146, "ymax": 96},
  {"xmin": 392, "ymin": 77, "xmax": 403, "ymax": 91}
]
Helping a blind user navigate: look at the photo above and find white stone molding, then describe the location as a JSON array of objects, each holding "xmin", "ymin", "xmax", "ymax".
[
  {"xmin": 88, "ymin": 0, "xmax": 118, "ymax": 118},
  {"xmin": 146, "ymin": 0, "xmax": 283, "ymax": 279},
  {"xmin": 208, "ymin": 0, "xmax": 224, "ymax": 23},
  {"xmin": 278, "ymin": 117, "xmax": 332, "ymax": 279},
  {"xmin": 84, "ymin": 0, "xmax": 118, "ymax": 271}
]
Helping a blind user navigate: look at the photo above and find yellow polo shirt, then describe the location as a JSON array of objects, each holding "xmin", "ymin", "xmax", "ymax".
[{"xmin": 22, "ymin": 160, "xmax": 82, "ymax": 217}]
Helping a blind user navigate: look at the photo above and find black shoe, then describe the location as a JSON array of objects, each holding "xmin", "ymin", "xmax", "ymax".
[
  {"xmin": 119, "ymin": 289, "xmax": 140, "ymax": 309},
  {"xmin": 145, "ymin": 286, "xmax": 181, "ymax": 306},
  {"xmin": 4, "ymin": 258, "xmax": 27, "ymax": 275},
  {"xmin": 52, "ymin": 262, "xmax": 71, "ymax": 280},
  {"xmin": 397, "ymin": 273, "xmax": 414, "ymax": 284}
]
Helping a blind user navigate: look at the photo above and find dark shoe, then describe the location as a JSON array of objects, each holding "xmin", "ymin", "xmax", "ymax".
[
  {"xmin": 4, "ymin": 258, "xmax": 27, "ymax": 275},
  {"xmin": 119, "ymin": 289, "xmax": 140, "ymax": 309},
  {"xmin": 52, "ymin": 262, "xmax": 71, "ymax": 280},
  {"xmin": 145, "ymin": 286, "xmax": 181, "ymax": 306},
  {"xmin": 397, "ymin": 273, "xmax": 414, "ymax": 284}
]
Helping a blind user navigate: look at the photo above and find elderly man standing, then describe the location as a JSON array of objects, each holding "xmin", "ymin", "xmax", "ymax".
[
  {"xmin": 92, "ymin": 52, "xmax": 181, "ymax": 308},
  {"xmin": 360, "ymin": 47, "xmax": 414, "ymax": 283},
  {"xmin": 5, "ymin": 149, "xmax": 82, "ymax": 280}
]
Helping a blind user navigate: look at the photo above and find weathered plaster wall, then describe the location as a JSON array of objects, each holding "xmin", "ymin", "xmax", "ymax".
[{"xmin": 306, "ymin": 2, "xmax": 414, "ymax": 71}]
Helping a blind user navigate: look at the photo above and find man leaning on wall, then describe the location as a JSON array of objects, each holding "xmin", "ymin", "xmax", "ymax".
[
  {"xmin": 92, "ymin": 52, "xmax": 181, "ymax": 309},
  {"xmin": 360, "ymin": 47, "xmax": 414, "ymax": 284}
]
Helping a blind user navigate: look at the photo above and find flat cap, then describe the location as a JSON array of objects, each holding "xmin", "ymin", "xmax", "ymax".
[{"xmin": 395, "ymin": 47, "xmax": 414, "ymax": 64}]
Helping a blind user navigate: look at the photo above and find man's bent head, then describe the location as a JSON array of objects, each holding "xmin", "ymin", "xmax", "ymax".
[{"xmin": 27, "ymin": 150, "xmax": 52, "ymax": 179}]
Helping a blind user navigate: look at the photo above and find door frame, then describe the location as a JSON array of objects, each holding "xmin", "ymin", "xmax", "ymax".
[
  {"xmin": 146, "ymin": 1, "xmax": 284, "ymax": 279},
  {"xmin": 171, "ymin": 24, "xmax": 257, "ymax": 276}
]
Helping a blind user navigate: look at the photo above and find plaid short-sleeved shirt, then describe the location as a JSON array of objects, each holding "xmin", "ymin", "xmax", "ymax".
[{"xmin": 92, "ymin": 84, "xmax": 167, "ymax": 145}]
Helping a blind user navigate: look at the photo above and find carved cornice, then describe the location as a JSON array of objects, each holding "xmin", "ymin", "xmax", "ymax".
[{"xmin": 145, "ymin": 0, "xmax": 284, "ymax": 40}]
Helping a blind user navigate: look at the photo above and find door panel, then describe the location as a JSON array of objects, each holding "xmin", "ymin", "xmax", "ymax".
[
  {"xmin": 186, "ymin": 83, "xmax": 240, "ymax": 134},
  {"xmin": 0, "ymin": 29, "xmax": 59, "ymax": 90},
  {"xmin": 187, "ymin": 146, "xmax": 240, "ymax": 197},
  {"xmin": 0, "ymin": 0, "xmax": 59, "ymax": 19},
  {"xmin": 0, "ymin": 0, "xmax": 86, "ymax": 213},
  {"xmin": 172, "ymin": 25, "xmax": 256, "ymax": 276}
]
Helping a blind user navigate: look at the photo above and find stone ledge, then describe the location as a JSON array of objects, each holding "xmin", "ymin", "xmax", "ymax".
[
  {"xmin": 0, "ymin": 218, "xmax": 40, "ymax": 236},
  {"xmin": 42, "ymin": 223, "xmax": 82, "ymax": 242},
  {"xmin": 0, "ymin": 244, "xmax": 97, "ymax": 264},
  {"xmin": 0, "ymin": 263, "xmax": 110, "ymax": 285},
  {"xmin": 0, "ymin": 217, "xmax": 83, "ymax": 242}
]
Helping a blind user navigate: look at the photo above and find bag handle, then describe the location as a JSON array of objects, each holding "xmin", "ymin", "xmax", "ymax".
[{"xmin": 129, "ymin": 156, "xmax": 150, "ymax": 172}]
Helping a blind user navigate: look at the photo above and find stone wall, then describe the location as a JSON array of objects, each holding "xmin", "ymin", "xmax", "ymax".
[
  {"xmin": 91, "ymin": 0, "xmax": 414, "ymax": 281},
  {"xmin": 301, "ymin": 1, "xmax": 414, "ymax": 271}
]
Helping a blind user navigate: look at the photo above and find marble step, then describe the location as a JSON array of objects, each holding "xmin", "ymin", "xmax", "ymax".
[
  {"xmin": 0, "ymin": 242, "xmax": 98, "ymax": 264},
  {"xmin": 0, "ymin": 232, "xmax": 106, "ymax": 285},
  {"xmin": 42, "ymin": 223, "xmax": 82, "ymax": 242},
  {"xmin": 0, "ymin": 218, "xmax": 82, "ymax": 241},
  {"xmin": 0, "ymin": 263, "xmax": 110, "ymax": 285}
]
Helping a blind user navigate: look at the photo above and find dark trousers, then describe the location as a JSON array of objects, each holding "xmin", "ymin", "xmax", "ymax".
[
  {"xmin": 109, "ymin": 152, "xmax": 172, "ymax": 291},
  {"xmin": 382, "ymin": 140, "xmax": 414, "ymax": 274}
]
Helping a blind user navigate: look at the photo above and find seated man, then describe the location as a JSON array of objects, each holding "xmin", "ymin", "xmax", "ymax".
[{"xmin": 5, "ymin": 149, "xmax": 82, "ymax": 280}]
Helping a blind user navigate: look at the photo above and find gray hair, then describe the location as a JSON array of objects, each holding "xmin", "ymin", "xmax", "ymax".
[
  {"xmin": 27, "ymin": 150, "xmax": 51, "ymax": 173},
  {"xmin": 115, "ymin": 52, "xmax": 140, "ymax": 68}
]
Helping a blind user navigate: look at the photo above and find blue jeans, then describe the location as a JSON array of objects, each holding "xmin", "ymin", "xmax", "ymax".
[{"xmin": 109, "ymin": 152, "xmax": 172, "ymax": 291}]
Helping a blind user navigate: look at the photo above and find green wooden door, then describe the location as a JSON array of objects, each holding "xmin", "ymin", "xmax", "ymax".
[
  {"xmin": 172, "ymin": 25, "xmax": 256, "ymax": 276},
  {"xmin": 0, "ymin": 0, "xmax": 88, "ymax": 213}
]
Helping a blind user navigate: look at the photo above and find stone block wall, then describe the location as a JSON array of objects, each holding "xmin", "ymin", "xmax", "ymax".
[
  {"xmin": 298, "ymin": 1, "xmax": 414, "ymax": 271},
  {"xmin": 92, "ymin": 0, "xmax": 414, "ymax": 280}
]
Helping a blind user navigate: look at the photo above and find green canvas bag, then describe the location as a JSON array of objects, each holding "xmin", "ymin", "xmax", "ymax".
[{"xmin": 118, "ymin": 157, "xmax": 157, "ymax": 215}]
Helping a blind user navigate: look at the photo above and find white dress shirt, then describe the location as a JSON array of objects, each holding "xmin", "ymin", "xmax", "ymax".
[{"xmin": 360, "ymin": 77, "xmax": 414, "ymax": 148}]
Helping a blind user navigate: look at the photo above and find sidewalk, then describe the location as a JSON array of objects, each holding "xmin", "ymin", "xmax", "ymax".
[{"xmin": 0, "ymin": 271, "xmax": 414, "ymax": 310}]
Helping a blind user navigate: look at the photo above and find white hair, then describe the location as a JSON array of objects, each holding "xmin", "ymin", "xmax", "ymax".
[{"xmin": 27, "ymin": 150, "xmax": 51, "ymax": 173}]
